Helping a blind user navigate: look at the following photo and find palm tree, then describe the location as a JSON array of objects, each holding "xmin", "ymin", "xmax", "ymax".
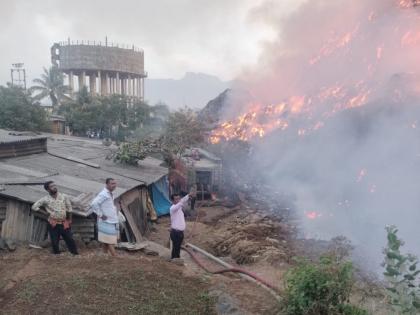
[{"xmin": 31, "ymin": 66, "xmax": 70, "ymax": 112}]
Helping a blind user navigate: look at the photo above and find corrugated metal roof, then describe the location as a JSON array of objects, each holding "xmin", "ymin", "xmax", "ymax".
[
  {"xmin": 47, "ymin": 136, "xmax": 168, "ymax": 184},
  {"xmin": 0, "ymin": 129, "xmax": 47, "ymax": 144},
  {"xmin": 0, "ymin": 134, "xmax": 168, "ymax": 206}
]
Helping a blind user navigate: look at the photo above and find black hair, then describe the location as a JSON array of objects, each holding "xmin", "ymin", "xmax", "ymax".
[
  {"xmin": 44, "ymin": 181, "xmax": 54, "ymax": 191},
  {"xmin": 170, "ymin": 193, "xmax": 181, "ymax": 201},
  {"xmin": 105, "ymin": 178, "xmax": 115, "ymax": 184}
]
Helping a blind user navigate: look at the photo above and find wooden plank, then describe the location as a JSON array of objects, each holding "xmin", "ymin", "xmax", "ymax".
[
  {"xmin": 121, "ymin": 207, "xmax": 143, "ymax": 243},
  {"xmin": 48, "ymin": 153, "xmax": 100, "ymax": 168},
  {"xmin": 116, "ymin": 242, "xmax": 148, "ymax": 251}
]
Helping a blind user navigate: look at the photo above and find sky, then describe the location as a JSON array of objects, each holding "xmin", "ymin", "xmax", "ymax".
[{"xmin": 0, "ymin": 0, "xmax": 302, "ymax": 86}]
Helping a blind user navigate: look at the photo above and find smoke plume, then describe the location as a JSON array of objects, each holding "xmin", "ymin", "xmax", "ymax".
[{"xmin": 216, "ymin": 0, "xmax": 420, "ymax": 269}]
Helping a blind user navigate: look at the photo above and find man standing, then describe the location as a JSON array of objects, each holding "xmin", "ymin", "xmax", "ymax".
[
  {"xmin": 169, "ymin": 192, "xmax": 193, "ymax": 260},
  {"xmin": 90, "ymin": 178, "xmax": 119, "ymax": 256},
  {"xmin": 32, "ymin": 181, "xmax": 78, "ymax": 255}
]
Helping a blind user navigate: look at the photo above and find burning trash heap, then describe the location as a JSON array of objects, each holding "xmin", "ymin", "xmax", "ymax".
[{"xmin": 209, "ymin": 0, "xmax": 420, "ymax": 269}]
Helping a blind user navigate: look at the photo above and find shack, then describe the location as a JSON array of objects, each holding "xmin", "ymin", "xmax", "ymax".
[
  {"xmin": 169, "ymin": 148, "xmax": 222, "ymax": 202},
  {"xmin": 0, "ymin": 131, "xmax": 170, "ymax": 244},
  {"xmin": 49, "ymin": 115, "xmax": 66, "ymax": 135}
]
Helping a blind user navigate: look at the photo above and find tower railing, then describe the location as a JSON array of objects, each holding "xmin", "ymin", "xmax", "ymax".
[{"xmin": 57, "ymin": 39, "xmax": 143, "ymax": 53}]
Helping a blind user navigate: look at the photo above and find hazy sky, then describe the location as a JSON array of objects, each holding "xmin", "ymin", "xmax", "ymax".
[{"xmin": 0, "ymin": 0, "xmax": 301, "ymax": 86}]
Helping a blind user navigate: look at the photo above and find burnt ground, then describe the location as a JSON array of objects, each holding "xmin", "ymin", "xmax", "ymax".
[{"xmin": 149, "ymin": 198, "xmax": 392, "ymax": 315}]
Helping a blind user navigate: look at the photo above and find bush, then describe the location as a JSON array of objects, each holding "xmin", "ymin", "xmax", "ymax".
[
  {"xmin": 283, "ymin": 256, "xmax": 367, "ymax": 315},
  {"xmin": 383, "ymin": 225, "xmax": 420, "ymax": 315}
]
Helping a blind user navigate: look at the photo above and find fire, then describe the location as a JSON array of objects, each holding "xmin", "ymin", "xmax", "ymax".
[
  {"xmin": 290, "ymin": 96, "xmax": 306, "ymax": 113},
  {"xmin": 376, "ymin": 46, "xmax": 383, "ymax": 60},
  {"xmin": 401, "ymin": 31, "xmax": 420, "ymax": 46},
  {"xmin": 369, "ymin": 184, "xmax": 377, "ymax": 193},
  {"xmin": 398, "ymin": 0, "xmax": 420, "ymax": 8},
  {"xmin": 209, "ymin": 0, "xmax": 420, "ymax": 144},
  {"xmin": 309, "ymin": 27, "xmax": 359, "ymax": 65},
  {"xmin": 305, "ymin": 211, "xmax": 322, "ymax": 220},
  {"xmin": 357, "ymin": 169, "xmax": 367, "ymax": 182}
]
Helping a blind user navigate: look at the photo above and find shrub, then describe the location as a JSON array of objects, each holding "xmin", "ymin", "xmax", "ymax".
[
  {"xmin": 283, "ymin": 255, "xmax": 367, "ymax": 315},
  {"xmin": 383, "ymin": 225, "xmax": 420, "ymax": 315}
]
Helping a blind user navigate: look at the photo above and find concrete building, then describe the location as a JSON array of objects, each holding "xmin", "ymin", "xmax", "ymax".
[{"xmin": 51, "ymin": 39, "xmax": 147, "ymax": 100}]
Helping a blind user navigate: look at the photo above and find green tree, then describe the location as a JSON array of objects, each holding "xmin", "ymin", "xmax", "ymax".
[
  {"xmin": 132, "ymin": 102, "xmax": 170, "ymax": 140},
  {"xmin": 383, "ymin": 225, "xmax": 420, "ymax": 315},
  {"xmin": 60, "ymin": 90, "xmax": 152, "ymax": 139},
  {"xmin": 30, "ymin": 66, "xmax": 70, "ymax": 112},
  {"xmin": 162, "ymin": 108, "xmax": 206, "ymax": 156},
  {"xmin": 0, "ymin": 85, "xmax": 48, "ymax": 131},
  {"xmin": 112, "ymin": 107, "xmax": 206, "ymax": 166}
]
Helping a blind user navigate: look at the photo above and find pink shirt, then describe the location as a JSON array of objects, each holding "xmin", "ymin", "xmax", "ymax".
[{"xmin": 170, "ymin": 195, "xmax": 189, "ymax": 231}]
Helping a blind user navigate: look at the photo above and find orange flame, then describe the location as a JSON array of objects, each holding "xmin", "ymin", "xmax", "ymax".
[
  {"xmin": 305, "ymin": 211, "xmax": 322, "ymax": 220},
  {"xmin": 209, "ymin": 0, "xmax": 420, "ymax": 145}
]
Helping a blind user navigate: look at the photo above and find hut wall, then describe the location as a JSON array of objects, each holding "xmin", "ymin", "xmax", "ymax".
[
  {"xmin": 0, "ymin": 138, "xmax": 47, "ymax": 159},
  {"xmin": 0, "ymin": 198, "xmax": 6, "ymax": 235},
  {"xmin": 118, "ymin": 186, "xmax": 149, "ymax": 236},
  {"xmin": 1, "ymin": 200, "xmax": 34, "ymax": 241},
  {"xmin": 72, "ymin": 216, "xmax": 95, "ymax": 242}
]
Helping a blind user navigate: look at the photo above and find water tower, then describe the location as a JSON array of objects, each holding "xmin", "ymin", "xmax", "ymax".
[{"xmin": 51, "ymin": 38, "xmax": 147, "ymax": 100}]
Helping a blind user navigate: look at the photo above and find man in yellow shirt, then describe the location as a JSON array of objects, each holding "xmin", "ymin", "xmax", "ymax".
[{"xmin": 32, "ymin": 181, "xmax": 78, "ymax": 255}]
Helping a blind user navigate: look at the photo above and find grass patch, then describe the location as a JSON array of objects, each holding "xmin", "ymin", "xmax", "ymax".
[
  {"xmin": 16, "ymin": 281, "xmax": 40, "ymax": 303},
  {"xmin": 4, "ymin": 257, "xmax": 216, "ymax": 315}
]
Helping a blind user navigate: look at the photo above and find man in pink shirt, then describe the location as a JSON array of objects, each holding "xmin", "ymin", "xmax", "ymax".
[{"xmin": 169, "ymin": 192, "xmax": 192, "ymax": 259}]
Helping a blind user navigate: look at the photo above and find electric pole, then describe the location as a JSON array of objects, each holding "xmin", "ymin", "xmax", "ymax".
[{"xmin": 10, "ymin": 63, "xmax": 26, "ymax": 89}]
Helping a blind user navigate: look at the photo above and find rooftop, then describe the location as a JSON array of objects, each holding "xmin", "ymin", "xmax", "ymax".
[
  {"xmin": 0, "ymin": 132, "xmax": 168, "ymax": 214},
  {"xmin": 0, "ymin": 130, "xmax": 47, "ymax": 145}
]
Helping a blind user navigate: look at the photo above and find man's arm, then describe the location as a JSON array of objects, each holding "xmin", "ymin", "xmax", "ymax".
[
  {"xmin": 90, "ymin": 193, "xmax": 107, "ymax": 218},
  {"xmin": 171, "ymin": 194, "xmax": 190, "ymax": 213},
  {"xmin": 31, "ymin": 197, "xmax": 47, "ymax": 211},
  {"xmin": 65, "ymin": 195, "xmax": 73, "ymax": 221}
]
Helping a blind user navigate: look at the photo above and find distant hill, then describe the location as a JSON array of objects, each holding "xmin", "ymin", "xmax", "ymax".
[{"xmin": 144, "ymin": 72, "xmax": 230, "ymax": 110}]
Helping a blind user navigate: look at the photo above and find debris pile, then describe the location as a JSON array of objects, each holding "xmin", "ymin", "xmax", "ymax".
[{"xmin": 209, "ymin": 210, "xmax": 292, "ymax": 265}]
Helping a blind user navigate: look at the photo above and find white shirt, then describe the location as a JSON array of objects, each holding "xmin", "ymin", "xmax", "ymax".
[
  {"xmin": 170, "ymin": 195, "xmax": 189, "ymax": 231},
  {"xmin": 90, "ymin": 188, "xmax": 118, "ymax": 224}
]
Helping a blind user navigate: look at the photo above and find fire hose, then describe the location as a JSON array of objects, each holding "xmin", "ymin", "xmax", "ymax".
[{"xmin": 183, "ymin": 243, "xmax": 282, "ymax": 301}]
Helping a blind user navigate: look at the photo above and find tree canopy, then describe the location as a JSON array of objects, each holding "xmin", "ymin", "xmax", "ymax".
[
  {"xmin": 112, "ymin": 107, "xmax": 207, "ymax": 166},
  {"xmin": 0, "ymin": 85, "xmax": 48, "ymax": 131},
  {"xmin": 59, "ymin": 88, "xmax": 154, "ymax": 140},
  {"xmin": 30, "ymin": 66, "xmax": 70, "ymax": 111}
]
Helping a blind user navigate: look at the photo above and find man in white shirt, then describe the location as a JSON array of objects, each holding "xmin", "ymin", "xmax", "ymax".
[
  {"xmin": 169, "ymin": 192, "xmax": 193, "ymax": 259},
  {"xmin": 90, "ymin": 178, "xmax": 119, "ymax": 256}
]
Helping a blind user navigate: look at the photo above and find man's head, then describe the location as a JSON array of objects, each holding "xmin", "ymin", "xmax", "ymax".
[
  {"xmin": 44, "ymin": 181, "xmax": 57, "ymax": 195},
  {"xmin": 106, "ymin": 178, "xmax": 117, "ymax": 192},
  {"xmin": 171, "ymin": 193, "xmax": 181, "ymax": 205}
]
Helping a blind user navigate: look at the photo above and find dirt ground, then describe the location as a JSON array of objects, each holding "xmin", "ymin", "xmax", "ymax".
[
  {"xmin": 0, "ymin": 199, "xmax": 391, "ymax": 315},
  {"xmin": 0, "ymin": 247, "xmax": 215, "ymax": 315},
  {"xmin": 149, "ymin": 200, "xmax": 391, "ymax": 315}
]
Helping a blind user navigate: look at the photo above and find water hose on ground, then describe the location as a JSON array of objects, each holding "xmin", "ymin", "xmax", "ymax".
[{"xmin": 183, "ymin": 243, "xmax": 282, "ymax": 301}]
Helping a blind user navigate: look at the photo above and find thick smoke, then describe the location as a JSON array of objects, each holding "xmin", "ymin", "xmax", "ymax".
[{"xmin": 224, "ymin": 0, "xmax": 420, "ymax": 269}]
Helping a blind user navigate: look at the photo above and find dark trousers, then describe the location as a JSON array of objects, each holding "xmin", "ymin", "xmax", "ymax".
[
  {"xmin": 48, "ymin": 223, "xmax": 78, "ymax": 255},
  {"xmin": 190, "ymin": 197, "xmax": 196, "ymax": 211},
  {"xmin": 170, "ymin": 229, "xmax": 184, "ymax": 259}
]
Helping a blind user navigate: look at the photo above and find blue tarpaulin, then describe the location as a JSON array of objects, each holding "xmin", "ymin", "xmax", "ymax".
[{"xmin": 151, "ymin": 177, "xmax": 171, "ymax": 216}]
